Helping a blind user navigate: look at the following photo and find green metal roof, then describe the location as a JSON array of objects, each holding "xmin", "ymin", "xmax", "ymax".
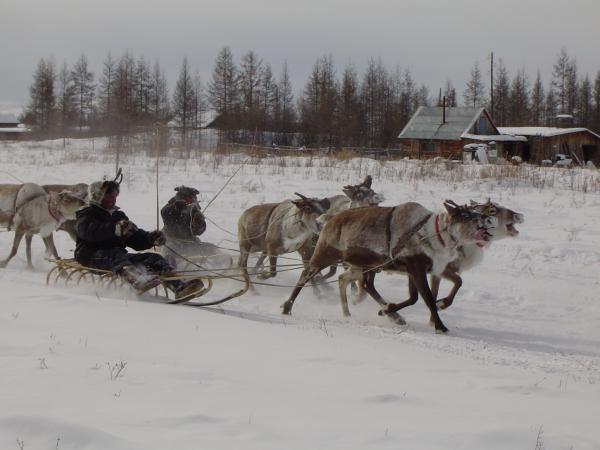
[{"xmin": 398, "ymin": 106, "xmax": 491, "ymax": 141}]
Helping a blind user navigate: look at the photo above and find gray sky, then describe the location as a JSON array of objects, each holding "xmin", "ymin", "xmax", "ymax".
[{"xmin": 2, "ymin": 0, "xmax": 599, "ymax": 110}]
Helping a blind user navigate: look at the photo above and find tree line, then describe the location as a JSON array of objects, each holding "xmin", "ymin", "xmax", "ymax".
[{"xmin": 21, "ymin": 47, "xmax": 600, "ymax": 148}]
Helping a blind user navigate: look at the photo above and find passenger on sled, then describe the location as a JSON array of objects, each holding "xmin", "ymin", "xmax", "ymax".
[
  {"xmin": 160, "ymin": 185, "xmax": 233, "ymax": 270},
  {"xmin": 74, "ymin": 179, "xmax": 204, "ymax": 300}
]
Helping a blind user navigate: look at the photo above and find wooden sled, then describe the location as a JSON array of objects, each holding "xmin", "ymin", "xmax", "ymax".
[{"xmin": 45, "ymin": 258, "xmax": 213, "ymax": 303}]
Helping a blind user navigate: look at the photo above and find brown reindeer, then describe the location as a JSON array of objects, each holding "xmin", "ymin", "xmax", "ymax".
[
  {"xmin": 281, "ymin": 201, "xmax": 495, "ymax": 333},
  {"xmin": 237, "ymin": 193, "xmax": 331, "ymax": 297},
  {"xmin": 350, "ymin": 199, "xmax": 525, "ymax": 313}
]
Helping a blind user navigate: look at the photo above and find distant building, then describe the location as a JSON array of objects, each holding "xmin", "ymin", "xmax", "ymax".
[
  {"xmin": 497, "ymin": 127, "xmax": 600, "ymax": 165},
  {"xmin": 397, "ymin": 106, "xmax": 526, "ymax": 160},
  {"xmin": 0, "ymin": 114, "xmax": 28, "ymax": 140}
]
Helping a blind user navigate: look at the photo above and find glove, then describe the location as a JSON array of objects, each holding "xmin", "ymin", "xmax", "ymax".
[
  {"xmin": 149, "ymin": 230, "xmax": 167, "ymax": 246},
  {"xmin": 115, "ymin": 219, "xmax": 138, "ymax": 238}
]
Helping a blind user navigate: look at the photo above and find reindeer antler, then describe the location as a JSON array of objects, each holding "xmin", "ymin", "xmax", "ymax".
[
  {"xmin": 361, "ymin": 175, "xmax": 372, "ymax": 188},
  {"xmin": 444, "ymin": 199, "xmax": 460, "ymax": 208},
  {"xmin": 294, "ymin": 192, "xmax": 309, "ymax": 201},
  {"xmin": 113, "ymin": 167, "xmax": 123, "ymax": 185}
]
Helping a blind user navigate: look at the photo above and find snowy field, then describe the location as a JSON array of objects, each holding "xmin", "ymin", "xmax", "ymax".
[{"xmin": 1, "ymin": 138, "xmax": 599, "ymax": 450}]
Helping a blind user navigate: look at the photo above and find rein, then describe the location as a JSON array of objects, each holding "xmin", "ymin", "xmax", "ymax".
[{"xmin": 164, "ymin": 243, "xmax": 338, "ymax": 290}]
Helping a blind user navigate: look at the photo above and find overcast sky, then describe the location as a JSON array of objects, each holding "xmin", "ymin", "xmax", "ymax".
[{"xmin": 2, "ymin": 0, "xmax": 599, "ymax": 110}]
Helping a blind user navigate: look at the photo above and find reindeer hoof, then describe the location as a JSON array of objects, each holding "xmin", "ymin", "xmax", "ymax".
[
  {"xmin": 387, "ymin": 312, "xmax": 406, "ymax": 325},
  {"xmin": 258, "ymin": 272, "xmax": 276, "ymax": 280},
  {"xmin": 435, "ymin": 325, "xmax": 449, "ymax": 334},
  {"xmin": 436, "ymin": 298, "xmax": 452, "ymax": 310},
  {"xmin": 281, "ymin": 301, "xmax": 293, "ymax": 315}
]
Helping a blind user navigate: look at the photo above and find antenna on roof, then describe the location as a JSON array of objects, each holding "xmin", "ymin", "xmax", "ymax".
[{"xmin": 442, "ymin": 96, "xmax": 446, "ymax": 124}]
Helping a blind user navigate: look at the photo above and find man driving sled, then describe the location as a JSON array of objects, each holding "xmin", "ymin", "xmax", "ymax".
[
  {"xmin": 74, "ymin": 180, "xmax": 204, "ymax": 300},
  {"xmin": 160, "ymin": 185, "xmax": 232, "ymax": 270}
]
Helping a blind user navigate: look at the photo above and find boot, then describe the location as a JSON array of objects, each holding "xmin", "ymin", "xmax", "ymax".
[
  {"xmin": 163, "ymin": 277, "xmax": 205, "ymax": 301},
  {"xmin": 175, "ymin": 278, "xmax": 205, "ymax": 301},
  {"xmin": 119, "ymin": 264, "xmax": 162, "ymax": 294}
]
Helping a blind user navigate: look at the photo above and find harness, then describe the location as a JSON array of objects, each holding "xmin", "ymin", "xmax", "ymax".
[
  {"xmin": 387, "ymin": 210, "xmax": 433, "ymax": 263},
  {"xmin": 47, "ymin": 196, "xmax": 62, "ymax": 223},
  {"xmin": 435, "ymin": 214, "xmax": 446, "ymax": 247}
]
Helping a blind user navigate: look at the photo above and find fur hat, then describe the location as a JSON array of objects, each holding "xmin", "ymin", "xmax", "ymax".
[
  {"xmin": 174, "ymin": 185, "xmax": 199, "ymax": 199},
  {"xmin": 89, "ymin": 180, "xmax": 120, "ymax": 203}
]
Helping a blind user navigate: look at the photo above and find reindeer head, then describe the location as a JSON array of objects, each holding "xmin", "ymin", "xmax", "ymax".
[
  {"xmin": 54, "ymin": 191, "xmax": 88, "ymax": 220},
  {"xmin": 292, "ymin": 192, "xmax": 331, "ymax": 234},
  {"xmin": 342, "ymin": 175, "xmax": 385, "ymax": 207},
  {"xmin": 69, "ymin": 183, "xmax": 89, "ymax": 201},
  {"xmin": 469, "ymin": 199, "xmax": 524, "ymax": 239},
  {"xmin": 443, "ymin": 200, "xmax": 497, "ymax": 245}
]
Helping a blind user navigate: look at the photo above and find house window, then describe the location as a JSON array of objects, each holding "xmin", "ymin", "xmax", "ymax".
[{"xmin": 421, "ymin": 142, "xmax": 436, "ymax": 153}]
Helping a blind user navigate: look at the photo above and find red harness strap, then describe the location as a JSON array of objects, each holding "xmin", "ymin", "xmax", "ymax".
[
  {"xmin": 435, "ymin": 214, "xmax": 446, "ymax": 247},
  {"xmin": 47, "ymin": 197, "xmax": 60, "ymax": 223}
]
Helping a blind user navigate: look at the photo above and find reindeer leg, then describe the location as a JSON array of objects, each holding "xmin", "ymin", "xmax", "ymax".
[
  {"xmin": 338, "ymin": 267, "xmax": 362, "ymax": 317},
  {"xmin": 267, "ymin": 255, "xmax": 277, "ymax": 278},
  {"xmin": 257, "ymin": 255, "xmax": 277, "ymax": 279},
  {"xmin": 0, "ymin": 228, "xmax": 25, "ymax": 269},
  {"xmin": 255, "ymin": 252, "xmax": 267, "ymax": 271},
  {"xmin": 351, "ymin": 280, "xmax": 368, "ymax": 304},
  {"xmin": 436, "ymin": 268, "xmax": 462, "ymax": 310},
  {"xmin": 298, "ymin": 245, "xmax": 331, "ymax": 296},
  {"xmin": 281, "ymin": 266, "xmax": 322, "ymax": 315},
  {"xmin": 382, "ymin": 277, "xmax": 419, "ymax": 313},
  {"xmin": 403, "ymin": 266, "xmax": 448, "ymax": 333},
  {"xmin": 25, "ymin": 234, "xmax": 34, "ymax": 269},
  {"xmin": 430, "ymin": 274, "xmax": 441, "ymax": 300},
  {"xmin": 237, "ymin": 247, "xmax": 253, "ymax": 296},
  {"xmin": 43, "ymin": 233, "xmax": 60, "ymax": 259},
  {"xmin": 361, "ymin": 271, "xmax": 406, "ymax": 325},
  {"xmin": 321, "ymin": 264, "xmax": 338, "ymax": 280}
]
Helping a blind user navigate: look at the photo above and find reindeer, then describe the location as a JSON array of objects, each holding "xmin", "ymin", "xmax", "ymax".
[
  {"xmin": 349, "ymin": 199, "xmax": 525, "ymax": 313},
  {"xmin": 318, "ymin": 175, "xmax": 385, "ymax": 225},
  {"xmin": 1, "ymin": 182, "xmax": 88, "ymax": 233},
  {"xmin": 237, "ymin": 192, "xmax": 331, "ymax": 296},
  {"xmin": 281, "ymin": 201, "xmax": 495, "ymax": 333},
  {"xmin": 311, "ymin": 175, "xmax": 385, "ymax": 280},
  {"xmin": 0, "ymin": 182, "xmax": 88, "ymax": 267},
  {"xmin": 0, "ymin": 184, "xmax": 87, "ymax": 268},
  {"xmin": 427, "ymin": 199, "xmax": 524, "ymax": 310}
]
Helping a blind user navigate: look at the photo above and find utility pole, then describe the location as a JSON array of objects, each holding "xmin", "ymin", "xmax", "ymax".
[{"xmin": 490, "ymin": 51, "xmax": 494, "ymax": 120}]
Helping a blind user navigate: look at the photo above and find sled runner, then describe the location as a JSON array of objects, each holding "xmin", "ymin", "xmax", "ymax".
[{"xmin": 45, "ymin": 258, "xmax": 213, "ymax": 303}]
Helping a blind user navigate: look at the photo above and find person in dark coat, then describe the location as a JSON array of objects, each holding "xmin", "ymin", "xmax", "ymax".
[
  {"xmin": 161, "ymin": 186, "xmax": 206, "ymax": 241},
  {"xmin": 74, "ymin": 180, "xmax": 203, "ymax": 299},
  {"xmin": 160, "ymin": 186, "xmax": 233, "ymax": 269}
]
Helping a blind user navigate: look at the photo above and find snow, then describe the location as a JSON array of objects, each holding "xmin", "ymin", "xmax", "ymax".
[
  {"xmin": 498, "ymin": 126, "xmax": 600, "ymax": 139},
  {"xmin": 1, "ymin": 138, "xmax": 600, "ymax": 450},
  {"xmin": 462, "ymin": 133, "xmax": 527, "ymax": 142},
  {"xmin": 0, "ymin": 127, "xmax": 28, "ymax": 133}
]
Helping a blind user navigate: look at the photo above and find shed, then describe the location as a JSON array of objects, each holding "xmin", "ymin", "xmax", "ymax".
[
  {"xmin": 0, "ymin": 114, "xmax": 28, "ymax": 140},
  {"xmin": 497, "ymin": 127, "xmax": 600, "ymax": 165},
  {"xmin": 397, "ymin": 106, "xmax": 526, "ymax": 159}
]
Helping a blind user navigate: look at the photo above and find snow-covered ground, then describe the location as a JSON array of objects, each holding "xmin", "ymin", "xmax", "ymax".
[{"xmin": 1, "ymin": 138, "xmax": 599, "ymax": 450}]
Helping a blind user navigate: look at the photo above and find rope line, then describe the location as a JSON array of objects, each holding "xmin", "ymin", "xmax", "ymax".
[{"xmin": 164, "ymin": 244, "xmax": 338, "ymax": 288}]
